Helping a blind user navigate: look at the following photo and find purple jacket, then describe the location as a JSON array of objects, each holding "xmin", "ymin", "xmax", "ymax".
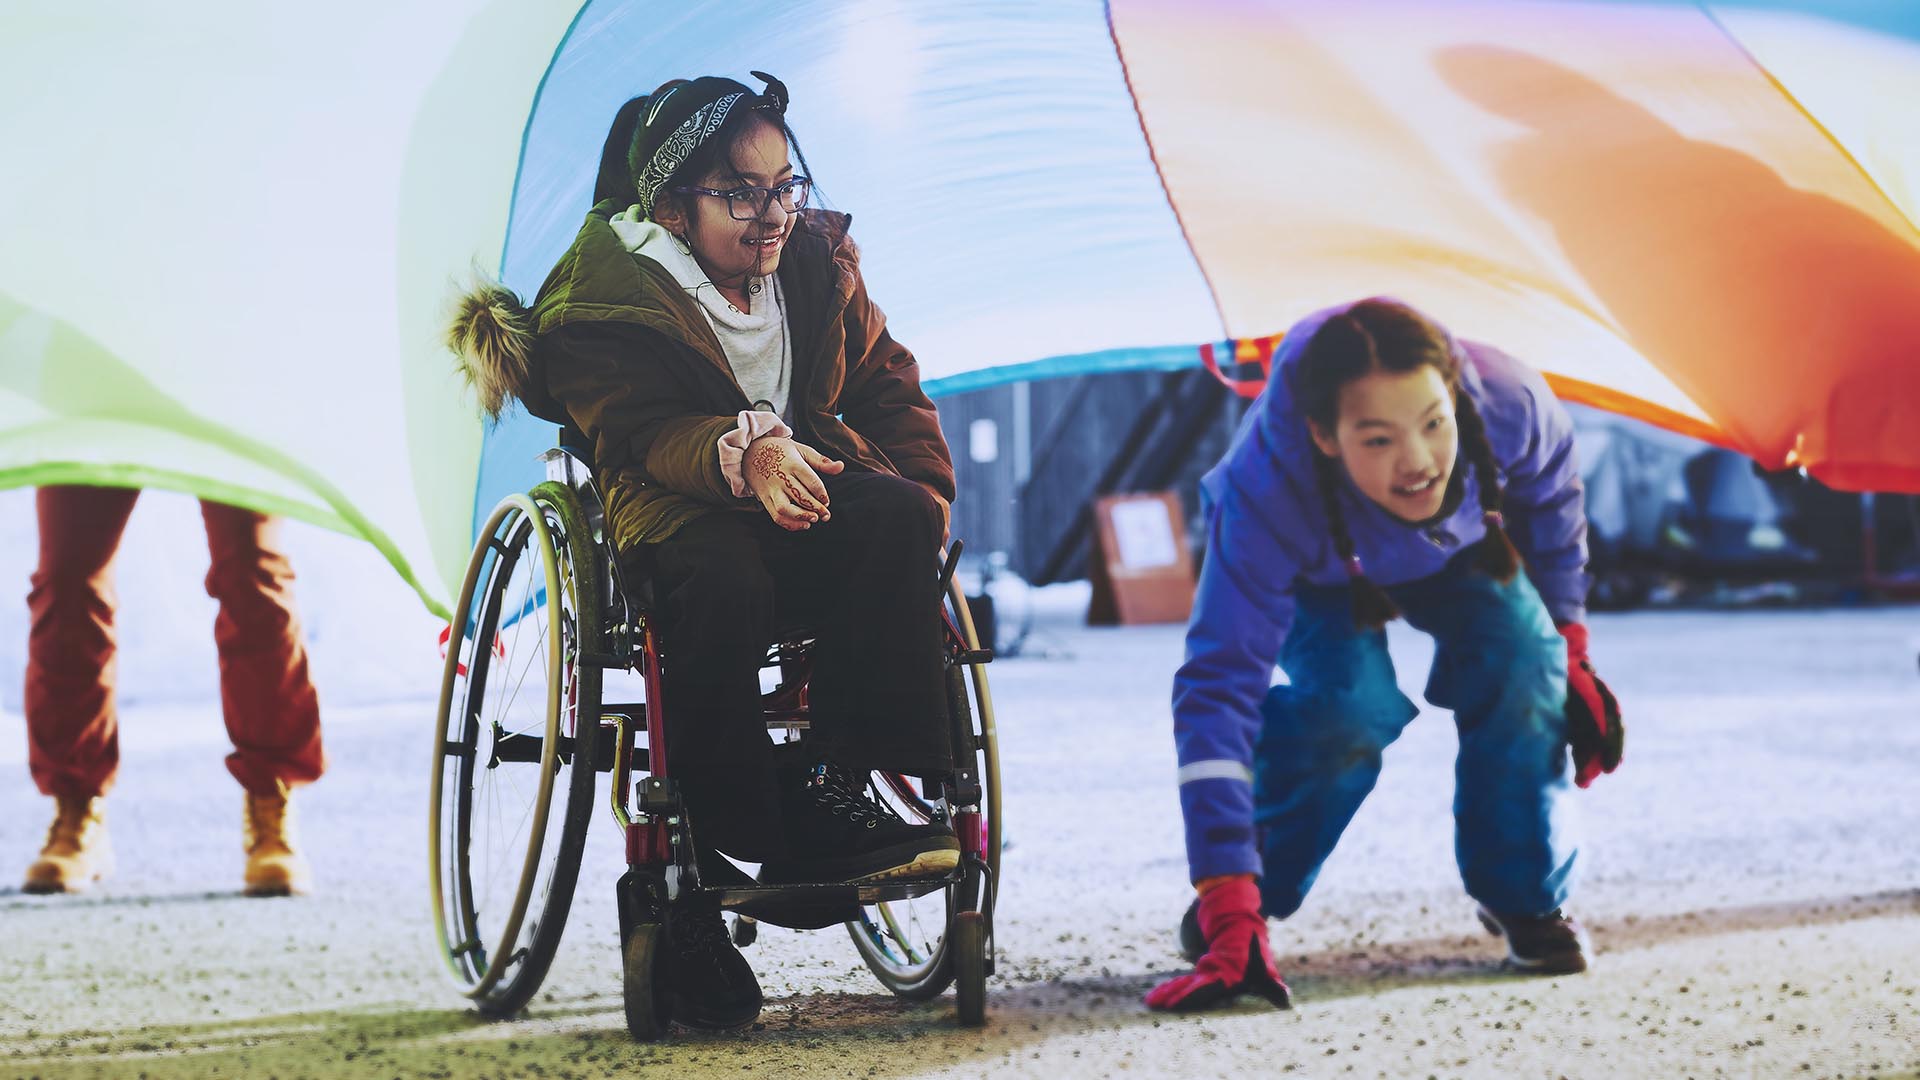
[{"xmin": 1172, "ymin": 301, "xmax": 1589, "ymax": 882}]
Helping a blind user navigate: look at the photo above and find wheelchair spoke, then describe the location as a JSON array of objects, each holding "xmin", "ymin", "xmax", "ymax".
[
  {"xmin": 877, "ymin": 902, "xmax": 924, "ymax": 965},
  {"xmin": 498, "ymin": 603, "xmax": 550, "ymax": 737},
  {"xmin": 465, "ymin": 694, "xmax": 547, "ymax": 961},
  {"xmin": 499, "ymin": 797, "xmax": 538, "ymax": 884},
  {"xmin": 483, "ymin": 768, "xmax": 501, "ymax": 913},
  {"xmin": 487, "ymin": 548, "xmax": 537, "ymax": 732},
  {"xmin": 493, "ymin": 573, "xmax": 545, "ymax": 735},
  {"xmin": 858, "ymin": 913, "xmax": 905, "ymax": 965},
  {"xmin": 495, "ymin": 618, "xmax": 556, "ymax": 745},
  {"xmin": 480, "ymin": 526, "xmax": 532, "ymax": 740},
  {"xmin": 489, "ymin": 750, "xmax": 527, "ymax": 809}
]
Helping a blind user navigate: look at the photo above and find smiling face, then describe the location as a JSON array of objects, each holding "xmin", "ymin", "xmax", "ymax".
[
  {"xmin": 653, "ymin": 114, "xmax": 795, "ymax": 291},
  {"xmin": 1309, "ymin": 365, "xmax": 1459, "ymax": 523}
]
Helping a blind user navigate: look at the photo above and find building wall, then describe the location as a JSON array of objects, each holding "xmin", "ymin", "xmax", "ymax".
[{"xmin": 938, "ymin": 370, "xmax": 1245, "ymax": 584}]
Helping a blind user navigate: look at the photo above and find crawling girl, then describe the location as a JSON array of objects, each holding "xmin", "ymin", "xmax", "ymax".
[{"xmin": 1150, "ymin": 298, "xmax": 1623, "ymax": 1011}]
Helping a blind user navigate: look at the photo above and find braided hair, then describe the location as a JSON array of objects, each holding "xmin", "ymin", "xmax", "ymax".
[{"xmin": 1295, "ymin": 299, "xmax": 1520, "ymax": 630}]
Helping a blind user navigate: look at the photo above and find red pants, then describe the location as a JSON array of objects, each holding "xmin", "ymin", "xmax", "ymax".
[{"xmin": 25, "ymin": 486, "xmax": 324, "ymax": 798}]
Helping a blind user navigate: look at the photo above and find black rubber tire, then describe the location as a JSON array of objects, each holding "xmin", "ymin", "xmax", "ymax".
[
  {"xmin": 952, "ymin": 911, "xmax": 987, "ymax": 1028},
  {"xmin": 622, "ymin": 922, "xmax": 672, "ymax": 1042}
]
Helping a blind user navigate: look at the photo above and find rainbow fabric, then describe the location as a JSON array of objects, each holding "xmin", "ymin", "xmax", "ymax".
[{"xmin": 4, "ymin": 1, "xmax": 1915, "ymax": 615}]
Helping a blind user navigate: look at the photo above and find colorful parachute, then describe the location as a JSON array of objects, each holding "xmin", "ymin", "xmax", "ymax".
[{"xmin": 5, "ymin": 1, "xmax": 1917, "ymax": 617}]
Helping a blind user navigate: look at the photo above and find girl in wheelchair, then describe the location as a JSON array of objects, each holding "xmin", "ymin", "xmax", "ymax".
[
  {"xmin": 450, "ymin": 72, "xmax": 960, "ymax": 1028},
  {"xmin": 1152, "ymin": 299, "xmax": 1624, "ymax": 1012}
]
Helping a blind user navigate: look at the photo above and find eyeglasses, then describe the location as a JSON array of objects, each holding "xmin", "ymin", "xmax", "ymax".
[{"xmin": 670, "ymin": 176, "xmax": 812, "ymax": 221}]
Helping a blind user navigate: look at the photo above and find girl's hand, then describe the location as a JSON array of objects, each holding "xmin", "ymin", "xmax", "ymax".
[
  {"xmin": 1144, "ymin": 876, "xmax": 1290, "ymax": 1012},
  {"xmin": 745, "ymin": 435, "xmax": 844, "ymax": 531},
  {"xmin": 1559, "ymin": 622, "xmax": 1623, "ymax": 787}
]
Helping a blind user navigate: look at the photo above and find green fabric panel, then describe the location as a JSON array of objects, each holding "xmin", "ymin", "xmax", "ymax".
[{"xmin": 0, "ymin": 1, "xmax": 583, "ymax": 618}]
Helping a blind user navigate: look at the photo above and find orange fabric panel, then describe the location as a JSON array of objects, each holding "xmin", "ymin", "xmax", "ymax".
[{"xmin": 1109, "ymin": 0, "xmax": 1920, "ymax": 492}]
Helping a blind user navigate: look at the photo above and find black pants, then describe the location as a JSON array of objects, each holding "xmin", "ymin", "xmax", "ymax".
[{"xmin": 627, "ymin": 470, "xmax": 953, "ymax": 860}]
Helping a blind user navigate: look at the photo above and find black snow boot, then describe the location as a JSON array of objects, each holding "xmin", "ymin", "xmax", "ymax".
[
  {"xmin": 760, "ymin": 763, "xmax": 959, "ymax": 884},
  {"xmin": 667, "ymin": 897, "xmax": 763, "ymax": 1029}
]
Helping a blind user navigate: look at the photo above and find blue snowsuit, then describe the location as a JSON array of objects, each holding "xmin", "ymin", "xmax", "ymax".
[{"xmin": 1172, "ymin": 300, "xmax": 1590, "ymax": 919}]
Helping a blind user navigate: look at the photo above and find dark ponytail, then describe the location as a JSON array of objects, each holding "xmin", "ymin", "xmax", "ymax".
[
  {"xmin": 594, "ymin": 94, "xmax": 654, "ymax": 208},
  {"xmin": 622, "ymin": 74, "xmax": 818, "ymax": 228},
  {"xmin": 1295, "ymin": 299, "xmax": 1521, "ymax": 630},
  {"xmin": 1453, "ymin": 391, "xmax": 1521, "ymax": 582}
]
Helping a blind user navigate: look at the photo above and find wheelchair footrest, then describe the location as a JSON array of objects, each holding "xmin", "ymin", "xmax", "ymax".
[
  {"xmin": 674, "ymin": 874, "xmax": 960, "ymax": 932},
  {"xmin": 706, "ymin": 875, "xmax": 957, "ymax": 909}
]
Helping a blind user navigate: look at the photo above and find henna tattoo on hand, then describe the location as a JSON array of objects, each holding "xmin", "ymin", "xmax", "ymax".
[{"xmin": 749, "ymin": 442, "xmax": 785, "ymax": 483}]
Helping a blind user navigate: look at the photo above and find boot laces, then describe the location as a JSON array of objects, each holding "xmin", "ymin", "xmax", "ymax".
[
  {"xmin": 806, "ymin": 764, "xmax": 896, "ymax": 829},
  {"xmin": 45, "ymin": 798, "xmax": 100, "ymax": 852},
  {"xmin": 244, "ymin": 788, "xmax": 294, "ymax": 855}
]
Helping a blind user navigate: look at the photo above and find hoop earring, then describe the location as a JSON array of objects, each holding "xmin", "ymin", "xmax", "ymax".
[{"xmin": 674, "ymin": 233, "xmax": 693, "ymax": 256}]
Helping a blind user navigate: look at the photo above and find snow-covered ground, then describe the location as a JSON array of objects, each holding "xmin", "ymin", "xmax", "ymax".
[{"xmin": 0, "ymin": 497, "xmax": 1917, "ymax": 1079}]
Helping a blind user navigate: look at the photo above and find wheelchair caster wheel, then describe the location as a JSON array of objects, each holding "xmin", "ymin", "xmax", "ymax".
[
  {"xmin": 623, "ymin": 923, "xmax": 672, "ymax": 1042},
  {"xmin": 732, "ymin": 915, "xmax": 758, "ymax": 948},
  {"xmin": 952, "ymin": 911, "xmax": 987, "ymax": 1028}
]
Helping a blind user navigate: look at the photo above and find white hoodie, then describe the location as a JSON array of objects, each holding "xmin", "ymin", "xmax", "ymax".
[{"xmin": 607, "ymin": 206, "xmax": 796, "ymax": 499}]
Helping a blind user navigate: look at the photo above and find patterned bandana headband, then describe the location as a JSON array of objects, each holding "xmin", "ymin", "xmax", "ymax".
[{"xmin": 631, "ymin": 72, "xmax": 789, "ymax": 218}]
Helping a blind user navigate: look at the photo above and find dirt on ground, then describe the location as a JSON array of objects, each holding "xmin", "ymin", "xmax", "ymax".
[{"xmin": 3, "ymin": 606, "xmax": 1917, "ymax": 1079}]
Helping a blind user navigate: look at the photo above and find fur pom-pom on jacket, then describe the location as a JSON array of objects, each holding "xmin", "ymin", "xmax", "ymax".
[{"xmin": 446, "ymin": 281, "xmax": 536, "ymax": 420}]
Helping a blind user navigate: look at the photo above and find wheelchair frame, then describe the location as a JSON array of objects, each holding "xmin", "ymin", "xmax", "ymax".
[{"xmin": 428, "ymin": 445, "xmax": 1001, "ymax": 1038}]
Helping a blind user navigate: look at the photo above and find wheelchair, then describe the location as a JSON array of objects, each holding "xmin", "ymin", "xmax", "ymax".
[{"xmin": 426, "ymin": 434, "xmax": 1001, "ymax": 1039}]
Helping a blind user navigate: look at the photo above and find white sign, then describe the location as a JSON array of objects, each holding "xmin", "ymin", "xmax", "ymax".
[
  {"xmin": 969, "ymin": 418, "xmax": 999, "ymax": 464},
  {"xmin": 1110, "ymin": 498, "xmax": 1178, "ymax": 570}
]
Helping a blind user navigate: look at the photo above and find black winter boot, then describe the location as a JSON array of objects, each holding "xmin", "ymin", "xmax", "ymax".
[
  {"xmin": 667, "ymin": 897, "xmax": 763, "ymax": 1029},
  {"xmin": 760, "ymin": 764, "xmax": 959, "ymax": 884}
]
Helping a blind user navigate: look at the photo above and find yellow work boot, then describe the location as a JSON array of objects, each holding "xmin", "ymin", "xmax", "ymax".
[
  {"xmin": 23, "ymin": 795, "xmax": 112, "ymax": 894},
  {"xmin": 242, "ymin": 783, "xmax": 312, "ymax": 897}
]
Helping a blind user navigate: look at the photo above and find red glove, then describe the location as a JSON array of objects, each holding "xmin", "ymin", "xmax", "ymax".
[
  {"xmin": 1145, "ymin": 876, "xmax": 1291, "ymax": 1011},
  {"xmin": 1559, "ymin": 622, "xmax": 1624, "ymax": 788}
]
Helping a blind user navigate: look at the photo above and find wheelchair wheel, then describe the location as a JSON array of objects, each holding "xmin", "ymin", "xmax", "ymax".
[
  {"xmin": 429, "ymin": 481, "xmax": 602, "ymax": 1017},
  {"xmin": 847, "ymin": 573, "xmax": 1002, "ymax": 1008},
  {"xmin": 622, "ymin": 922, "xmax": 672, "ymax": 1042},
  {"xmin": 952, "ymin": 911, "xmax": 987, "ymax": 1027}
]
